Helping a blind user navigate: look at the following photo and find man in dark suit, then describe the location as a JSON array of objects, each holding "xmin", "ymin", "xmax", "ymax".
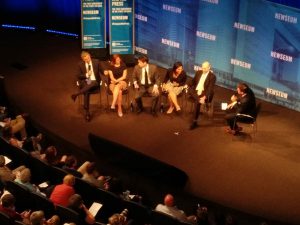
[
  {"xmin": 132, "ymin": 55, "xmax": 161, "ymax": 116},
  {"xmin": 188, "ymin": 61, "xmax": 216, "ymax": 130},
  {"xmin": 225, "ymin": 83, "xmax": 256, "ymax": 135},
  {"xmin": 71, "ymin": 51, "xmax": 101, "ymax": 121}
]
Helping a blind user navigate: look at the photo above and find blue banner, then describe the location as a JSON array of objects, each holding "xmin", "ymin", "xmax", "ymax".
[
  {"xmin": 81, "ymin": 0, "xmax": 106, "ymax": 49},
  {"xmin": 109, "ymin": 0, "xmax": 135, "ymax": 54}
]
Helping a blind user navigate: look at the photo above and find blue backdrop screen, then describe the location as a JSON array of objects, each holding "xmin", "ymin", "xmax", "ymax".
[{"xmin": 135, "ymin": 0, "xmax": 300, "ymax": 111}]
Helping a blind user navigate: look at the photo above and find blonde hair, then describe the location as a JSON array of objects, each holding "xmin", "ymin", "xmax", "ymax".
[
  {"xmin": 63, "ymin": 174, "xmax": 75, "ymax": 186},
  {"xmin": 20, "ymin": 168, "xmax": 31, "ymax": 183}
]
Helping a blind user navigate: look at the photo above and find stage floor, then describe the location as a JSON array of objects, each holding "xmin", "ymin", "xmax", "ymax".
[{"xmin": 1, "ymin": 30, "xmax": 300, "ymax": 224}]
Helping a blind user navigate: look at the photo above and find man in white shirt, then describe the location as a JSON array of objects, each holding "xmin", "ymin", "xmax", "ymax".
[
  {"xmin": 155, "ymin": 194, "xmax": 196, "ymax": 223},
  {"xmin": 71, "ymin": 51, "xmax": 101, "ymax": 122},
  {"xmin": 188, "ymin": 61, "xmax": 216, "ymax": 130},
  {"xmin": 132, "ymin": 55, "xmax": 161, "ymax": 116}
]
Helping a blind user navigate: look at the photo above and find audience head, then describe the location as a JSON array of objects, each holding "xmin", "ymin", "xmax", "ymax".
[
  {"xmin": 108, "ymin": 213, "xmax": 127, "ymax": 225},
  {"xmin": 81, "ymin": 51, "xmax": 91, "ymax": 63},
  {"xmin": 0, "ymin": 155, "xmax": 6, "ymax": 167},
  {"xmin": 20, "ymin": 168, "xmax": 31, "ymax": 183},
  {"xmin": 63, "ymin": 174, "xmax": 75, "ymax": 186},
  {"xmin": 86, "ymin": 162, "xmax": 97, "ymax": 175},
  {"xmin": 30, "ymin": 210, "xmax": 45, "ymax": 225},
  {"xmin": 45, "ymin": 146, "xmax": 57, "ymax": 164},
  {"xmin": 65, "ymin": 155, "xmax": 78, "ymax": 169},
  {"xmin": 1, "ymin": 193, "xmax": 16, "ymax": 208},
  {"xmin": 164, "ymin": 194, "xmax": 174, "ymax": 207},
  {"xmin": 137, "ymin": 55, "xmax": 149, "ymax": 68},
  {"xmin": 172, "ymin": 61, "xmax": 183, "ymax": 75},
  {"xmin": 47, "ymin": 215, "xmax": 60, "ymax": 225},
  {"xmin": 2, "ymin": 125, "xmax": 13, "ymax": 141},
  {"xmin": 68, "ymin": 194, "xmax": 83, "ymax": 209},
  {"xmin": 201, "ymin": 61, "xmax": 211, "ymax": 74}
]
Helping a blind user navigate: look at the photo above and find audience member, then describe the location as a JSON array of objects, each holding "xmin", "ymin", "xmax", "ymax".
[
  {"xmin": 46, "ymin": 215, "xmax": 60, "ymax": 225},
  {"xmin": 81, "ymin": 162, "xmax": 106, "ymax": 189},
  {"xmin": 0, "ymin": 193, "xmax": 31, "ymax": 222},
  {"xmin": 107, "ymin": 54, "xmax": 128, "ymax": 117},
  {"xmin": 0, "ymin": 155, "xmax": 25, "ymax": 183},
  {"xmin": 132, "ymin": 55, "xmax": 161, "ymax": 116},
  {"xmin": 0, "ymin": 114, "xmax": 28, "ymax": 140},
  {"xmin": 50, "ymin": 174, "xmax": 75, "ymax": 206},
  {"xmin": 67, "ymin": 194, "xmax": 95, "ymax": 225},
  {"xmin": 162, "ymin": 61, "xmax": 187, "ymax": 114},
  {"xmin": 155, "ymin": 193, "xmax": 197, "ymax": 224},
  {"xmin": 14, "ymin": 167, "xmax": 45, "ymax": 196},
  {"xmin": 29, "ymin": 210, "xmax": 46, "ymax": 225}
]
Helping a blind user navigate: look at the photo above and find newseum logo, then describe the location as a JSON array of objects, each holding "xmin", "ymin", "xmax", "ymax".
[
  {"xmin": 135, "ymin": 46, "xmax": 147, "ymax": 55},
  {"xmin": 162, "ymin": 4, "xmax": 182, "ymax": 14},
  {"xmin": 161, "ymin": 38, "xmax": 180, "ymax": 48},
  {"xmin": 201, "ymin": 0, "xmax": 219, "ymax": 4},
  {"xmin": 196, "ymin": 31, "xmax": 216, "ymax": 41},
  {"xmin": 266, "ymin": 88, "xmax": 288, "ymax": 99},
  {"xmin": 135, "ymin": 14, "xmax": 147, "ymax": 22},
  {"xmin": 231, "ymin": 58, "xmax": 251, "ymax": 69},
  {"xmin": 275, "ymin": 13, "xmax": 297, "ymax": 24},
  {"xmin": 271, "ymin": 51, "xmax": 293, "ymax": 62},
  {"xmin": 234, "ymin": 22, "xmax": 255, "ymax": 32}
]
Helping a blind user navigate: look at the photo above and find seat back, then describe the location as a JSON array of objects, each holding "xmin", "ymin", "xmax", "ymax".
[
  {"xmin": 55, "ymin": 205, "xmax": 80, "ymax": 224},
  {"xmin": 253, "ymin": 102, "xmax": 261, "ymax": 121},
  {"xmin": 30, "ymin": 191, "xmax": 55, "ymax": 218},
  {"xmin": 0, "ymin": 211, "xmax": 11, "ymax": 225},
  {"xmin": 150, "ymin": 210, "xmax": 181, "ymax": 225},
  {"xmin": 121, "ymin": 199, "xmax": 151, "ymax": 225},
  {"xmin": 5, "ymin": 181, "xmax": 33, "ymax": 211}
]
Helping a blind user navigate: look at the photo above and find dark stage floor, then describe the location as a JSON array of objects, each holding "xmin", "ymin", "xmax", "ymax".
[{"xmin": 1, "ymin": 30, "xmax": 300, "ymax": 225}]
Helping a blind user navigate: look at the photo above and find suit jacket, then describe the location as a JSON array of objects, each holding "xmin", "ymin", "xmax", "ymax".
[
  {"xmin": 76, "ymin": 58, "xmax": 101, "ymax": 83},
  {"xmin": 190, "ymin": 70, "xmax": 216, "ymax": 101},
  {"xmin": 132, "ymin": 64, "xmax": 161, "ymax": 86},
  {"xmin": 236, "ymin": 89, "xmax": 256, "ymax": 117}
]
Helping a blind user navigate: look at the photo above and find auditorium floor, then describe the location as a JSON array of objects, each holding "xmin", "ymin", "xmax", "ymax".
[{"xmin": 1, "ymin": 30, "xmax": 300, "ymax": 225}]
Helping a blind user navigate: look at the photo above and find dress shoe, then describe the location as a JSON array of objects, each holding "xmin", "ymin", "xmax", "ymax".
[
  {"xmin": 136, "ymin": 108, "xmax": 144, "ymax": 114},
  {"xmin": 189, "ymin": 122, "xmax": 199, "ymax": 130},
  {"xmin": 118, "ymin": 111, "xmax": 123, "ymax": 117},
  {"xmin": 151, "ymin": 110, "xmax": 158, "ymax": 117},
  {"xmin": 71, "ymin": 94, "xmax": 77, "ymax": 102},
  {"xmin": 175, "ymin": 109, "xmax": 182, "ymax": 116}
]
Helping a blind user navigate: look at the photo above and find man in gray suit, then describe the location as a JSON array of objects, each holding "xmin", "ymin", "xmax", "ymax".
[{"xmin": 132, "ymin": 55, "xmax": 160, "ymax": 116}]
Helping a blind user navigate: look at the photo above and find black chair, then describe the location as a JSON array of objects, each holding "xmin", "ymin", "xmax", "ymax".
[
  {"xmin": 0, "ymin": 211, "xmax": 11, "ymax": 225},
  {"xmin": 30, "ymin": 191, "xmax": 55, "ymax": 218},
  {"xmin": 121, "ymin": 199, "xmax": 151, "ymax": 225},
  {"xmin": 74, "ymin": 177, "xmax": 97, "ymax": 206},
  {"xmin": 150, "ymin": 210, "xmax": 181, "ymax": 225},
  {"xmin": 233, "ymin": 102, "xmax": 261, "ymax": 135},
  {"xmin": 55, "ymin": 204, "xmax": 80, "ymax": 224},
  {"xmin": 5, "ymin": 181, "xmax": 33, "ymax": 211},
  {"xmin": 27, "ymin": 156, "xmax": 50, "ymax": 184},
  {"xmin": 14, "ymin": 220, "xmax": 28, "ymax": 225},
  {"xmin": 48, "ymin": 166, "xmax": 68, "ymax": 185}
]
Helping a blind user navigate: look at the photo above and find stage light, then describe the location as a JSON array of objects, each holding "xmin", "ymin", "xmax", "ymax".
[
  {"xmin": 1, "ymin": 24, "xmax": 36, "ymax": 30},
  {"xmin": 46, "ymin": 29, "xmax": 78, "ymax": 38}
]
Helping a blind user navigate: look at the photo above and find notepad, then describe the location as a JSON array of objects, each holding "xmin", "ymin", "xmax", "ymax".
[
  {"xmin": 89, "ymin": 202, "xmax": 103, "ymax": 217},
  {"xmin": 4, "ymin": 156, "xmax": 11, "ymax": 165}
]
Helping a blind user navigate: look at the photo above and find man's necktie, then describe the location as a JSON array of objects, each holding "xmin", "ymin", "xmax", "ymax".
[{"xmin": 145, "ymin": 69, "xmax": 149, "ymax": 87}]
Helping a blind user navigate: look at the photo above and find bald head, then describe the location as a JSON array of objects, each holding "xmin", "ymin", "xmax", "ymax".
[
  {"xmin": 201, "ymin": 61, "xmax": 211, "ymax": 74},
  {"xmin": 164, "ymin": 194, "xmax": 174, "ymax": 207}
]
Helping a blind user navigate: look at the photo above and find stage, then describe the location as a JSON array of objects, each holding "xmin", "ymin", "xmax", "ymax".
[{"xmin": 1, "ymin": 30, "xmax": 300, "ymax": 224}]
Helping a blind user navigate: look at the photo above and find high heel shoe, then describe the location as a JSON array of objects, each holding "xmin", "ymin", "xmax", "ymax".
[{"xmin": 118, "ymin": 111, "xmax": 123, "ymax": 117}]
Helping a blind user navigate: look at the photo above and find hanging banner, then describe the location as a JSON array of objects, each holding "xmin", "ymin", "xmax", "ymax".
[
  {"xmin": 81, "ymin": 0, "xmax": 106, "ymax": 49},
  {"xmin": 109, "ymin": 0, "xmax": 135, "ymax": 54}
]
